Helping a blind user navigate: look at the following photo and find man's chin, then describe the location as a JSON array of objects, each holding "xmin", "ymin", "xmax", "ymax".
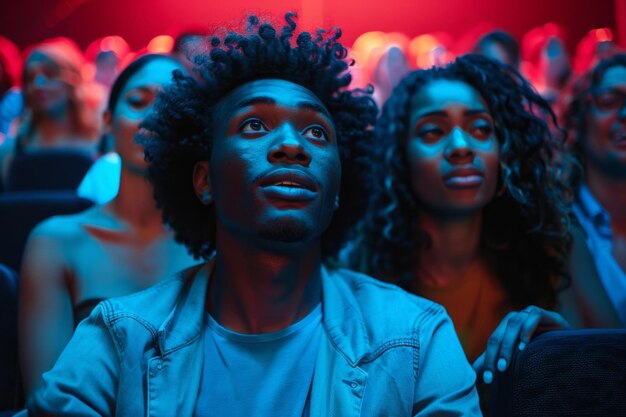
[{"xmin": 258, "ymin": 217, "xmax": 314, "ymax": 243}]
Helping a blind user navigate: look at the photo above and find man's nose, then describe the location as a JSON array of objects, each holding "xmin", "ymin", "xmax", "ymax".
[{"xmin": 267, "ymin": 125, "xmax": 312, "ymax": 167}]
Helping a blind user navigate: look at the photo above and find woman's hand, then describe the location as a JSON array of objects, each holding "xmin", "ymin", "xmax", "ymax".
[{"xmin": 472, "ymin": 306, "xmax": 570, "ymax": 384}]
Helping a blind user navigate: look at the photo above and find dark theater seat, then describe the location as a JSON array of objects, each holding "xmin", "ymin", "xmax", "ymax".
[
  {"xmin": 5, "ymin": 149, "xmax": 94, "ymax": 192},
  {"xmin": 0, "ymin": 191, "xmax": 93, "ymax": 272},
  {"xmin": 489, "ymin": 329, "xmax": 626, "ymax": 417},
  {"xmin": 0, "ymin": 263, "xmax": 18, "ymax": 412}
]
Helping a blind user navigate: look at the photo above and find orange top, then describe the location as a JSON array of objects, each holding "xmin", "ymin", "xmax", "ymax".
[{"xmin": 416, "ymin": 270, "xmax": 512, "ymax": 363}]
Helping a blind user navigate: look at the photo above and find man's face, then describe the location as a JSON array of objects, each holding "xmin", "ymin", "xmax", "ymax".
[
  {"xmin": 583, "ymin": 65, "xmax": 626, "ymax": 177},
  {"xmin": 206, "ymin": 79, "xmax": 341, "ymax": 248}
]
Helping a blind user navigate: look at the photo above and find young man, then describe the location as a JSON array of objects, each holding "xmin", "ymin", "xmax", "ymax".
[
  {"xmin": 27, "ymin": 14, "xmax": 480, "ymax": 416},
  {"xmin": 560, "ymin": 54, "xmax": 626, "ymax": 328}
]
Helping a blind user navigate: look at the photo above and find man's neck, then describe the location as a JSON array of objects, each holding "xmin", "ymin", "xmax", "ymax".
[
  {"xmin": 415, "ymin": 209, "xmax": 485, "ymax": 288},
  {"xmin": 586, "ymin": 164, "xmax": 626, "ymax": 234},
  {"xmin": 210, "ymin": 228, "xmax": 323, "ymax": 334},
  {"xmin": 586, "ymin": 164, "xmax": 626, "ymax": 272}
]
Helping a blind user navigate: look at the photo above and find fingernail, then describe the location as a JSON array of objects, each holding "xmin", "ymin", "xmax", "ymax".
[
  {"xmin": 518, "ymin": 342, "xmax": 526, "ymax": 351},
  {"xmin": 497, "ymin": 358, "xmax": 507, "ymax": 372},
  {"xmin": 483, "ymin": 370, "xmax": 493, "ymax": 384}
]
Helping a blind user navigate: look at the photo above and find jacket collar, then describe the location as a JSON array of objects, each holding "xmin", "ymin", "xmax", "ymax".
[
  {"xmin": 320, "ymin": 266, "xmax": 370, "ymax": 365},
  {"xmin": 156, "ymin": 259, "xmax": 371, "ymax": 364},
  {"xmin": 157, "ymin": 260, "xmax": 213, "ymax": 355},
  {"xmin": 578, "ymin": 185, "xmax": 611, "ymax": 226}
]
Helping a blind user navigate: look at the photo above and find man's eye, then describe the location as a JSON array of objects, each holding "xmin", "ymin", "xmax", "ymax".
[
  {"xmin": 595, "ymin": 93, "xmax": 622, "ymax": 110},
  {"xmin": 302, "ymin": 126, "xmax": 328, "ymax": 141},
  {"xmin": 240, "ymin": 119, "xmax": 268, "ymax": 134}
]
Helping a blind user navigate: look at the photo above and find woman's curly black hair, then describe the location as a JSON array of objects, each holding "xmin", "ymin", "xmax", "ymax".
[
  {"xmin": 562, "ymin": 53, "xmax": 626, "ymax": 189},
  {"xmin": 363, "ymin": 54, "xmax": 572, "ymax": 309},
  {"xmin": 139, "ymin": 13, "xmax": 377, "ymax": 260}
]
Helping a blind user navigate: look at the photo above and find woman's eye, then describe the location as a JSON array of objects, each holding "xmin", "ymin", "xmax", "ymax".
[
  {"xmin": 417, "ymin": 125, "xmax": 444, "ymax": 143},
  {"xmin": 128, "ymin": 97, "xmax": 148, "ymax": 108},
  {"xmin": 471, "ymin": 121, "xmax": 493, "ymax": 139},
  {"xmin": 240, "ymin": 119, "xmax": 268, "ymax": 134},
  {"xmin": 127, "ymin": 93, "xmax": 154, "ymax": 110},
  {"xmin": 302, "ymin": 126, "xmax": 328, "ymax": 141},
  {"xmin": 43, "ymin": 67, "xmax": 58, "ymax": 79}
]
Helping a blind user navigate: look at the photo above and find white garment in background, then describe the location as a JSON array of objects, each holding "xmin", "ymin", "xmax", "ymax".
[{"xmin": 77, "ymin": 152, "xmax": 121, "ymax": 204}]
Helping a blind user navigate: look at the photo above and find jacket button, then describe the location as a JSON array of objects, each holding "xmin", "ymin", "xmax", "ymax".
[
  {"xmin": 157, "ymin": 363, "xmax": 163, "ymax": 370},
  {"xmin": 342, "ymin": 379, "xmax": 359, "ymax": 389}
]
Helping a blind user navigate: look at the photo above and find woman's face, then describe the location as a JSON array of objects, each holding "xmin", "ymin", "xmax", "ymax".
[
  {"xmin": 24, "ymin": 52, "xmax": 72, "ymax": 115},
  {"xmin": 406, "ymin": 79, "xmax": 500, "ymax": 216},
  {"xmin": 109, "ymin": 58, "xmax": 184, "ymax": 170}
]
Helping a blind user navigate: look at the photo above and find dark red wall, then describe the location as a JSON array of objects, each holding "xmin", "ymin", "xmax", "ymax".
[{"xmin": 0, "ymin": 0, "xmax": 616, "ymax": 52}]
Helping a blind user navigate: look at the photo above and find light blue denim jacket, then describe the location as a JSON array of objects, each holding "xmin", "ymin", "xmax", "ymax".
[{"xmin": 28, "ymin": 261, "xmax": 481, "ymax": 416}]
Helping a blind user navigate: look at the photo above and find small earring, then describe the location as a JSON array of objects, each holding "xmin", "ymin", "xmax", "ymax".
[
  {"xmin": 200, "ymin": 190, "xmax": 212, "ymax": 204},
  {"xmin": 334, "ymin": 196, "xmax": 340, "ymax": 211}
]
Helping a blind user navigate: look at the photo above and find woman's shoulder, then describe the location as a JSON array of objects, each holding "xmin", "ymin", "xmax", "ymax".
[{"xmin": 29, "ymin": 205, "xmax": 107, "ymax": 242}]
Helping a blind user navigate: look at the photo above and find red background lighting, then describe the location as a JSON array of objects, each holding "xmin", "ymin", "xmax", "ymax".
[{"xmin": 0, "ymin": 0, "xmax": 617, "ymax": 52}]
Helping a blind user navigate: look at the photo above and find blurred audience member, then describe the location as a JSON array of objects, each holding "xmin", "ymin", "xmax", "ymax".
[
  {"xmin": 409, "ymin": 32, "xmax": 455, "ymax": 69},
  {"xmin": 172, "ymin": 30, "xmax": 207, "ymax": 76},
  {"xmin": 573, "ymin": 28, "xmax": 618, "ymax": 76},
  {"xmin": 77, "ymin": 37, "xmax": 133, "ymax": 203},
  {"xmin": 84, "ymin": 35, "xmax": 131, "ymax": 90},
  {"xmin": 522, "ymin": 23, "xmax": 572, "ymax": 104},
  {"xmin": 372, "ymin": 46, "xmax": 411, "ymax": 106},
  {"xmin": 560, "ymin": 54, "xmax": 626, "ymax": 328},
  {"xmin": 0, "ymin": 38, "xmax": 101, "ymax": 186},
  {"xmin": 0, "ymin": 36, "xmax": 24, "ymax": 142},
  {"xmin": 18, "ymin": 53, "xmax": 198, "ymax": 396},
  {"xmin": 358, "ymin": 55, "xmax": 572, "ymax": 383},
  {"xmin": 474, "ymin": 30, "xmax": 520, "ymax": 70}
]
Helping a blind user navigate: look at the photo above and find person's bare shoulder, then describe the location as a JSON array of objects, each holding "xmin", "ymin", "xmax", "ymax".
[
  {"xmin": 22, "ymin": 206, "xmax": 113, "ymax": 272},
  {"xmin": 28, "ymin": 205, "xmax": 107, "ymax": 242}
]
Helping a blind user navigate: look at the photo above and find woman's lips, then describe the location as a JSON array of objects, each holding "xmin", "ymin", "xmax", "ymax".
[
  {"xmin": 443, "ymin": 168, "xmax": 484, "ymax": 189},
  {"xmin": 444, "ymin": 175, "xmax": 484, "ymax": 188}
]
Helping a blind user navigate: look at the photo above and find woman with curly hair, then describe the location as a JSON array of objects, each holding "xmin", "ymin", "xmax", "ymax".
[
  {"xmin": 27, "ymin": 14, "xmax": 482, "ymax": 416},
  {"xmin": 359, "ymin": 54, "xmax": 572, "ymax": 383}
]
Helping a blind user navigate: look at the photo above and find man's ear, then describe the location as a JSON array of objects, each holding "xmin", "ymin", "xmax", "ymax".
[{"xmin": 193, "ymin": 161, "xmax": 213, "ymax": 205}]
